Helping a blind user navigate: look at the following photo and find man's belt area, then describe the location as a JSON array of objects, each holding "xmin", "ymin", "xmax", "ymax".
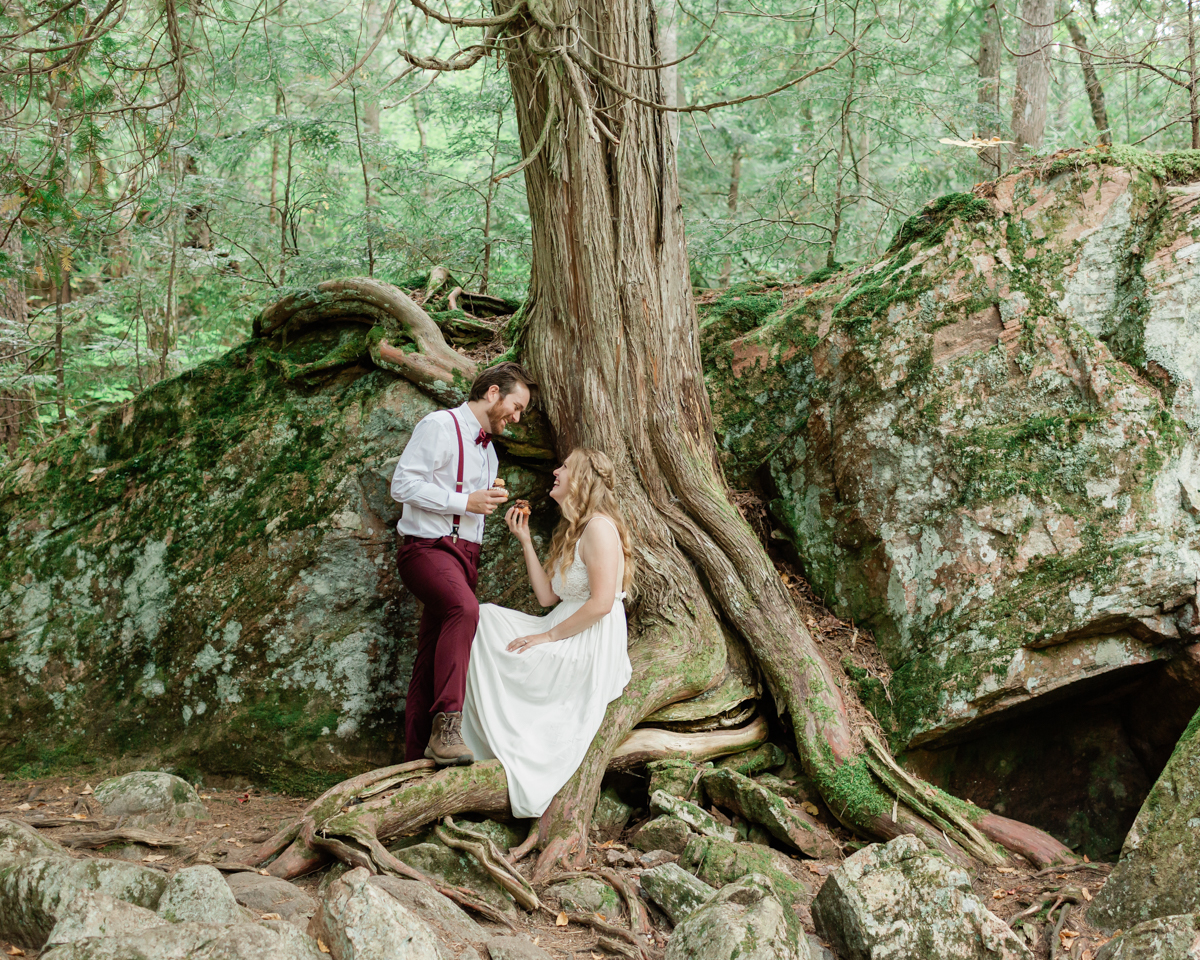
[{"xmin": 402, "ymin": 534, "xmax": 482, "ymax": 546}]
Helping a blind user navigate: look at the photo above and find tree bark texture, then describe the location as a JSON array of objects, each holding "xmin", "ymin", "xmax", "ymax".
[
  {"xmin": 0, "ymin": 230, "xmax": 27, "ymax": 454},
  {"xmin": 1011, "ymin": 0, "xmax": 1053, "ymax": 157},
  {"xmin": 977, "ymin": 1, "xmax": 1002, "ymax": 176},
  {"xmin": 1065, "ymin": 16, "xmax": 1111, "ymax": 144}
]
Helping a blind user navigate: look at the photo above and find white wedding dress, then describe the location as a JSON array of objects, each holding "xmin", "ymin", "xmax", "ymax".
[{"xmin": 461, "ymin": 516, "xmax": 632, "ymax": 818}]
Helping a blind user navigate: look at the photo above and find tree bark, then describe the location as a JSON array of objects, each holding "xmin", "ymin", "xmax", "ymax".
[
  {"xmin": 977, "ymin": 1, "xmax": 1002, "ymax": 176},
  {"xmin": 1011, "ymin": 0, "xmax": 1053, "ymax": 159},
  {"xmin": 718, "ymin": 146, "xmax": 741, "ymax": 287},
  {"xmin": 1064, "ymin": 15, "xmax": 1111, "ymax": 144},
  {"xmin": 0, "ymin": 229, "xmax": 28, "ymax": 454}
]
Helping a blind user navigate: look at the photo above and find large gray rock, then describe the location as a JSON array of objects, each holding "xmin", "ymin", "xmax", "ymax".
[
  {"xmin": 664, "ymin": 874, "xmax": 809, "ymax": 960},
  {"xmin": 650, "ymin": 790, "xmax": 739, "ymax": 842},
  {"xmin": 0, "ymin": 818, "xmax": 70, "ymax": 859},
  {"xmin": 40, "ymin": 919, "xmax": 324, "ymax": 959},
  {"xmin": 311, "ymin": 866, "xmax": 442, "ymax": 960},
  {"xmin": 631, "ymin": 816, "xmax": 693, "ymax": 855},
  {"xmin": 226, "ymin": 871, "xmax": 317, "ymax": 930},
  {"xmin": 1090, "ymin": 711, "xmax": 1200, "ymax": 931},
  {"xmin": 639, "ymin": 862, "xmax": 716, "ymax": 925},
  {"xmin": 157, "ymin": 865, "xmax": 250, "ymax": 924},
  {"xmin": 94, "ymin": 772, "xmax": 209, "ymax": 827},
  {"xmin": 811, "ymin": 836, "xmax": 1030, "ymax": 960},
  {"xmin": 1095, "ymin": 914, "xmax": 1200, "ymax": 959},
  {"xmin": 0, "ymin": 853, "xmax": 168, "ymax": 948},
  {"xmin": 45, "ymin": 890, "xmax": 164, "ymax": 946},
  {"xmin": 367, "ymin": 876, "xmax": 484, "ymax": 946},
  {"xmin": 680, "ymin": 835, "xmax": 809, "ymax": 908},
  {"xmin": 544, "ymin": 877, "xmax": 621, "ymax": 918}
]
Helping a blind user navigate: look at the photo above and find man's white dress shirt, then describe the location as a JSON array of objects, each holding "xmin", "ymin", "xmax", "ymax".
[{"xmin": 391, "ymin": 402, "xmax": 498, "ymax": 544}]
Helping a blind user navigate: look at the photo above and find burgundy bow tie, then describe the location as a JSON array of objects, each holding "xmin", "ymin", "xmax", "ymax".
[{"xmin": 475, "ymin": 429, "xmax": 492, "ymax": 448}]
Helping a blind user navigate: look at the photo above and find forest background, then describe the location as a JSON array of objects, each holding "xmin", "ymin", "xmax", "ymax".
[{"xmin": 0, "ymin": 0, "xmax": 1191, "ymax": 452}]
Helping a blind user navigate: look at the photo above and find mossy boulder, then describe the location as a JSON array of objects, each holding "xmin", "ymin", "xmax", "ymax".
[
  {"xmin": 390, "ymin": 841, "xmax": 519, "ymax": 919},
  {"xmin": 663, "ymin": 873, "xmax": 807, "ymax": 960},
  {"xmin": 545, "ymin": 877, "xmax": 622, "ymax": 917},
  {"xmin": 1089, "ymin": 706, "xmax": 1200, "ymax": 931},
  {"xmin": 1094, "ymin": 914, "xmax": 1200, "ymax": 960},
  {"xmin": 631, "ymin": 816, "xmax": 694, "ymax": 855},
  {"xmin": 0, "ymin": 322, "xmax": 553, "ymax": 790},
  {"xmin": 94, "ymin": 772, "xmax": 209, "ymax": 827},
  {"xmin": 679, "ymin": 835, "xmax": 808, "ymax": 909},
  {"xmin": 703, "ymin": 158, "xmax": 1200, "ymax": 750}
]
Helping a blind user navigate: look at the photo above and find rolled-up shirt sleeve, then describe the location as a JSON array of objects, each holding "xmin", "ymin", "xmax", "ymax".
[{"xmin": 391, "ymin": 417, "xmax": 470, "ymax": 515}]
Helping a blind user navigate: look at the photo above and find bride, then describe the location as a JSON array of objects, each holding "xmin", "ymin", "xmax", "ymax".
[{"xmin": 460, "ymin": 448, "xmax": 634, "ymax": 819}]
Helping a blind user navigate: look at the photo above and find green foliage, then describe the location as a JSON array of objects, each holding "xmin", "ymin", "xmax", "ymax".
[{"xmin": 888, "ymin": 193, "xmax": 993, "ymax": 252}]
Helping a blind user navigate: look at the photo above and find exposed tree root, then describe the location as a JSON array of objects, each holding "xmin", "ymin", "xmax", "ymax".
[
  {"xmin": 58, "ymin": 828, "xmax": 192, "ymax": 850},
  {"xmin": 608, "ymin": 715, "xmax": 767, "ymax": 771},
  {"xmin": 537, "ymin": 904, "xmax": 655, "ymax": 960},
  {"xmin": 435, "ymin": 817, "xmax": 539, "ymax": 909}
]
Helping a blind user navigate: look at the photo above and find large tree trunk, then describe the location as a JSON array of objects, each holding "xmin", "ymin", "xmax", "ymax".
[
  {"xmin": 0, "ymin": 229, "xmax": 27, "ymax": 455},
  {"xmin": 977, "ymin": 1, "xmax": 1002, "ymax": 177},
  {"xmin": 1011, "ymin": 0, "xmax": 1053, "ymax": 159},
  {"xmin": 1064, "ymin": 14, "xmax": 1111, "ymax": 144}
]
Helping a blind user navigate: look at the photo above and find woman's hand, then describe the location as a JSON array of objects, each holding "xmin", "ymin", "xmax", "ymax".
[
  {"xmin": 507, "ymin": 632, "xmax": 553, "ymax": 654},
  {"xmin": 504, "ymin": 505, "xmax": 533, "ymax": 545}
]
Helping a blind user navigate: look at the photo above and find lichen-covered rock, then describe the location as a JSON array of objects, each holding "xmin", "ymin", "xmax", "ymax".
[
  {"xmin": 0, "ymin": 853, "xmax": 167, "ymax": 948},
  {"xmin": 705, "ymin": 158, "xmax": 1200, "ymax": 757},
  {"xmin": 40, "ymin": 919, "xmax": 324, "ymax": 959},
  {"xmin": 0, "ymin": 321, "xmax": 553, "ymax": 789},
  {"xmin": 639, "ymin": 862, "xmax": 716, "ymax": 925},
  {"xmin": 700, "ymin": 768, "xmax": 840, "ymax": 859},
  {"xmin": 545, "ymin": 877, "xmax": 622, "ymax": 918},
  {"xmin": 591, "ymin": 786, "xmax": 633, "ymax": 841},
  {"xmin": 646, "ymin": 760, "xmax": 707, "ymax": 802},
  {"xmin": 631, "ymin": 816, "xmax": 694, "ymax": 855},
  {"xmin": 680, "ymin": 835, "xmax": 808, "ymax": 908},
  {"xmin": 311, "ymin": 866, "xmax": 441, "ymax": 960},
  {"xmin": 366, "ymin": 876, "xmax": 483, "ymax": 946},
  {"xmin": 44, "ymin": 890, "xmax": 163, "ymax": 946},
  {"xmin": 663, "ymin": 874, "xmax": 809, "ymax": 960},
  {"xmin": 649, "ymin": 790, "xmax": 739, "ymax": 842},
  {"xmin": 157, "ymin": 865, "xmax": 251, "ymax": 925},
  {"xmin": 391, "ymin": 843, "xmax": 518, "ymax": 920},
  {"xmin": 716, "ymin": 743, "xmax": 786, "ymax": 777},
  {"xmin": 484, "ymin": 936, "xmax": 554, "ymax": 960},
  {"xmin": 811, "ymin": 835, "xmax": 1030, "ymax": 960},
  {"xmin": 1090, "ymin": 708, "xmax": 1200, "ymax": 931},
  {"xmin": 225, "ymin": 872, "xmax": 316, "ymax": 930},
  {"xmin": 0, "ymin": 818, "xmax": 70, "ymax": 860},
  {"xmin": 94, "ymin": 772, "xmax": 209, "ymax": 827},
  {"xmin": 1094, "ymin": 913, "xmax": 1200, "ymax": 959}
]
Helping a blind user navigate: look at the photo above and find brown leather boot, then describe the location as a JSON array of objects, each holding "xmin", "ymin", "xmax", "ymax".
[{"xmin": 424, "ymin": 711, "xmax": 474, "ymax": 766}]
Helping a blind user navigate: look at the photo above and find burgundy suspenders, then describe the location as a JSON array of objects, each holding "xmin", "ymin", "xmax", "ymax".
[{"xmin": 447, "ymin": 411, "xmax": 466, "ymax": 542}]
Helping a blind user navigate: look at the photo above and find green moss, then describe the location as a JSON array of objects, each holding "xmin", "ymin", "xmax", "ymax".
[
  {"xmin": 1041, "ymin": 144, "xmax": 1200, "ymax": 184},
  {"xmin": 887, "ymin": 193, "xmax": 992, "ymax": 253}
]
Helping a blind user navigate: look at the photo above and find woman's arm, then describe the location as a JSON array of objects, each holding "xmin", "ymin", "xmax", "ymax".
[
  {"xmin": 504, "ymin": 506, "xmax": 559, "ymax": 607},
  {"xmin": 508, "ymin": 518, "xmax": 621, "ymax": 653}
]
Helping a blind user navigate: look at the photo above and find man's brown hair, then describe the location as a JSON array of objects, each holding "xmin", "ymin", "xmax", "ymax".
[{"xmin": 468, "ymin": 361, "xmax": 538, "ymax": 406}]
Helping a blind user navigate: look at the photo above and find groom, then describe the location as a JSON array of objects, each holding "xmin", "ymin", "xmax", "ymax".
[{"xmin": 391, "ymin": 362, "xmax": 537, "ymax": 765}]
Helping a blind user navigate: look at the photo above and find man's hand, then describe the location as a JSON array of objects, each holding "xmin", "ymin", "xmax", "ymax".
[{"xmin": 466, "ymin": 488, "xmax": 508, "ymax": 515}]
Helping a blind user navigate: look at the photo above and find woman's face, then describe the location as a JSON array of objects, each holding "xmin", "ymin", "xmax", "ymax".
[{"xmin": 549, "ymin": 462, "xmax": 571, "ymax": 505}]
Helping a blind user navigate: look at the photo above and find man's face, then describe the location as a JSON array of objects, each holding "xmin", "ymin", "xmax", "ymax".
[{"xmin": 485, "ymin": 383, "xmax": 530, "ymax": 434}]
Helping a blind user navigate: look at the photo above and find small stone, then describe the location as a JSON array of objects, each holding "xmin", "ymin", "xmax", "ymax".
[
  {"xmin": 225, "ymin": 872, "xmax": 317, "ymax": 930},
  {"xmin": 0, "ymin": 818, "xmax": 68, "ymax": 860},
  {"xmin": 545, "ymin": 877, "xmax": 621, "ymax": 918},
  {"xmin": 311, "ymin": 866, "xmax": 441, "ymax": 960},
  {"xmin": 812, "ymin": 835, "xmax": 1030, "ymax": 960},
  {"xmin": 604, "ymin": 848, "xmax": 637, "ymax": 867},
  {"xmin": 93, "ymin": 772, "xmax": 210, "ymax": 828},
  {"xmin": 485, "ymin": 936, "xmax": 553, "ymax": 960},
  {"xmin": 664, "ymin": 874, "xmax": 808, "ymax": 960},
  {"xmin": 452, "ymin": 819, "xmax": 522, "ymax": 852},
  {"xmin": 157, "ymin": 865, "xmax": 251, "ymax": 925},
  {"xmin": 591, "ymin": 787, "xmax": 633, "ymax": 841},
  {"xmin": 631, "ymin": 816, "xmax": 693, "ymax": 856},
  {"xmin": 640, "ymin": 862, "xmax": 716, "ymax": 925}
]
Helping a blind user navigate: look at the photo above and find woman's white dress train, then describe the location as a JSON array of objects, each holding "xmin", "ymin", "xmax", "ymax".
[{"xmin": 461, "ymin": 517, "xmax": 631, "ymax": 818}]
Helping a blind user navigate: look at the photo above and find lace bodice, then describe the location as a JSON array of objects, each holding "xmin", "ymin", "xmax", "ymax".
[{"xmin": 549, "ymin": 516, "xmax": 626, "ymax": 604}]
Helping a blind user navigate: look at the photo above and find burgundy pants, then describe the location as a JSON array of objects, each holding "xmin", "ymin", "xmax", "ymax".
[{"xmin": 396, "ymin": 535, "xmax": 482, "ymax": 762}]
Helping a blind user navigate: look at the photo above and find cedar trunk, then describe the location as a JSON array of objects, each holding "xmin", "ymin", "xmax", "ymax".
[{"xmin": 1011, "ymin": 0, "xmax": 1053, "ymax": 158}]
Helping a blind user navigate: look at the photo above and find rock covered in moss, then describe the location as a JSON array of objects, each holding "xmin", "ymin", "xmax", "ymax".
[
  {"xmin": 705, "ymin": 160, "xmax": 1200, "ymax": 755},
  {"xmin": 716, "ymin": 743, "xmax": 786, "ymax": 778},
  {"xmin": 312, "ymin": 866, "xmax": 441, "ymax": 960},
  {"xmin": 1090, "ymin": 708, "xmax": 1200, "ymax": 931},
  {"xmin": 0, "ymin": 818, "xmax": 71, "ymax": 860},
  {"xmin": 663, "ymin": 874, "xmax": 809, "ymax": 960},
  {"xmin": 646, "ymin": 760, "xmax": 708, "ymax": 803},
  {"xmin": 631, "ymin": 816, "xmax": 694, "ymax": 855},
  {"xmin": 649, "ymin": 791, "xmax": 738, "ymax": 842},
  {"xmin": 484, "ymin": 936, "xmax": 554, "ymax": 960},
  {"xmin": 811, "ymin": 835, "xmax": 1030, "ymax": 960},
  {"xmin": 700, "ymin": 768, "xmax": 840, "ymax": 859},
  {"xmin": 1094, "ymin": 913, "xmax": 1200, "ymax": 959},
  {"xmin": 680, "ymin": 835, "xmax": 808, "ymax": 908},
  {"xmin": 94, "ymin": 772, "xmax": 209, "ymax": 827},
  {"xmin": 391, "ymin": 842, "xmax": 518, "ymax": 919},
  {"xmin": 590, "ymin": 786, "xmax": 633, "ymax": 841},
  {"xmin": 41, "ymin": 919, "xmax": 324, "ymax": 960},
  {"xmin": 545, "ymin": 877, "xmax": 622, "ymax": 918},
  {"xmin": 639, "ymin": 862, "xmax": 716, "ymax": 925}
]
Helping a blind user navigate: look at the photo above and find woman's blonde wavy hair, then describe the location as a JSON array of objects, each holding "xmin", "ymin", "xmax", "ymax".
[{"xmin": 545, "ymin": 448, "xmax": 635, "ymax": 594}]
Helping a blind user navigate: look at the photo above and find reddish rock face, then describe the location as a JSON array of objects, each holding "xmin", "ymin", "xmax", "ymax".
[{"xmin": 705, "ymin": 160, "xmax": 1200, "ymax": 759}]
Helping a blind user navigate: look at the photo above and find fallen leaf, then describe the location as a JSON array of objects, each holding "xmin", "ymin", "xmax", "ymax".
[
  {"xmin": 801, "ymin": 802, "xmax": 819, "ymax": 816},
  {"xmin": 317, "ymin": 939, "xmax": 331, "ymax": 954},
  {"xmin": 223, "ymin": 839, "xmax": 245, "ymax": 847},
  {"xmin": 806, "ymin": 862, "xmax": 823, "ymax": 874},
  {"xmin": 200, "ymin": 795, "xmax": 213, "ymax": 800},
  {"xmin": 260, "ymin": 913, "xmax": 282, "ymax": 920},
  {"xmin": 213, "ymin": 823, "xmax": 230, "ymax": 828},
  {"xmin": 992, "ymin": 889, "xmax": 1006, "ymax": 899},
  {"xmin": 555, "ymin": 911, "xmax": 568, "ymax": 927},
  {"xmin": 595, "ymin": 914, "xmax": 606, "ymax": 921},
  {"xmin": 1082, "ymin": 887, "xmax": 1092, "ymax": 901},
  {"xmin": 532, "ymin": 938, "xmax": 540, "ymax": 946},
  {"xmin": 997, "ymin": 867, "xmax": 1017, "ymax": 874},
  {"xmin": 15, "ymin": 804, "xmax": 30, "ymax": 811},
  {"xmin": 259, "ymin": 870, "xmax": 270, "ymax": 876},
  {"xmin": 80, "ymin": 785, "xmax": 93, "ymax": 795},
  {"xmin": 7, "ymin": 946, "xmax": 25, "ymax": 956},
  {"xmin": 69, "ymin": 813, "xmax": 86, "ymax": 820},
  {"xmin": 144, "ymin": 854, "xmax": 167, "ymax": 862}
]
